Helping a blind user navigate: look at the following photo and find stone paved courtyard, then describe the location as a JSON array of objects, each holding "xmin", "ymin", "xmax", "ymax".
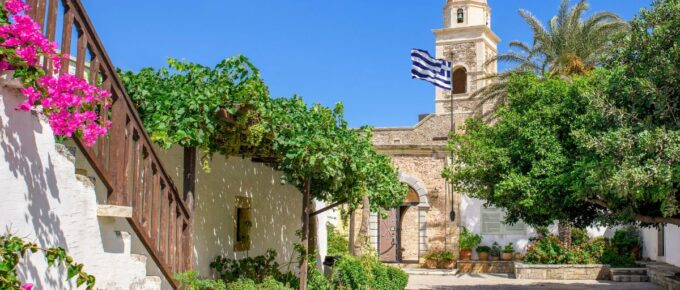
[{"xmin": 406, "ymin": 273, "xmax": 661, "ymax": 290}]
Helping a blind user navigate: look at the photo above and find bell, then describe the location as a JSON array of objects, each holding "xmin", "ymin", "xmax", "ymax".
[{"xmin": 449, "ymin": 210, "xmax": 456, "ymax": 221}]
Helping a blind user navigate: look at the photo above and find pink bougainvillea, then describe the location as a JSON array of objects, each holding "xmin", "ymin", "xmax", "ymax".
[{"xmin": 0, "ymin": 0, "xmax": 110, "ymax": 147}]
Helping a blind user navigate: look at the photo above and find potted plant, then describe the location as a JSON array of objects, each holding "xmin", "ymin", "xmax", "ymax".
[
  {"xmin": 489, "ymin": 242, "xmax": 501, "ymax": 261},
  {"xmin": 476, "ymin": 245, "xmax": 490, "ymax": 261},
  {"xmin": 423, "ymin": 251, "xmax": 440, "ymax": 269},
  {"xmin": 501, "ymin": 243, "xmax": 514, "ymax": 261},
  {"xmin": 439, "ymin": 251, "xmax": 456, "ymax": 269},
  {"xmin": 459, "ymin": 227, "xmax": 482, "ymax": 261}
]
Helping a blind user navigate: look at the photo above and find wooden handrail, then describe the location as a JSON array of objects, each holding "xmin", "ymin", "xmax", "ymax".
[{"xmin": 26, "ymin": 1, "xmax": 193, "ymax": 288}]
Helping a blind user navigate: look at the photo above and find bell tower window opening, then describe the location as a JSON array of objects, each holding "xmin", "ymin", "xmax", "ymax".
[
  {"xmin": 457, "ymin": 8, "xmax": 465, "ymax": 23},
  {"xmin": 452, "ymin": 68, "xmax": 467, "ymax": 94}
]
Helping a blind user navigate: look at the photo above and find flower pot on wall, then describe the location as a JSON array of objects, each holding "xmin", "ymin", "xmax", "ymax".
[
  {"xmin": 514, "ymin": 252, "xmax": 523, "ymax": 261},
  {"xmin": 440, "ymin": 260, "xmax": 456, "ymax": 269},
  {"xmin": 490, "ymin": 256, "xmax": 500, "ymax": 261},
  {"xmin": 424, "ymin": 259, "xmax": 438, "ymax": 269},
  {"xmin": 478, "ymin": 252, "xmax": 489, "ymax": 261},
  {"xmin": 460, "ymin": 249, "xmax": 472, "ymax": 261},
  {"xmin": 501, "ymin": 253, "xmax": 513, "ymax": 261}
]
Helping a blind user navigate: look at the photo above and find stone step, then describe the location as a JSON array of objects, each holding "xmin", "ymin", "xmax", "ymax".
[
  {"xmin": 612, "ymin": 274, "xmax": 650, "ymax": 282},
  {"xmin": 115, "ymin": 231, "xmax": 132, "ymax": 255},
  {"xmin": 611, "ymin": 267, "xmax": 648, "ymax": 276},
  {"xmin": 131, "ymin": 276, "xmax": 162, "ymax": 290},
  {"xmin": 403, "ymin": 268, "xmax": 459, "ymax": 276}
]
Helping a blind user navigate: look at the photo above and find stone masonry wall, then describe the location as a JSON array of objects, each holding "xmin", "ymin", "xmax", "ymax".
[{"xmin": 515, "ymin": 263, "xmax": 610, "ymax": 280}]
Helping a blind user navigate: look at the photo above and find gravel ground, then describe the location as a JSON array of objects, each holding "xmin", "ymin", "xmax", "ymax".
[{"xmin": 406, "ymin": 273, "xmax": 661, "ymax": 290}]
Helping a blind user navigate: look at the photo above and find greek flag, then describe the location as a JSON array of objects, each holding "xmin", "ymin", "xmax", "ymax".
[{"xmin": 411, "ymin": 49, "xmax": 452, "ymax": 90}]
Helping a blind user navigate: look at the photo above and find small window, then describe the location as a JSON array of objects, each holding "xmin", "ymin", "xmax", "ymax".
[
  {"xmin": 481, "ymin": 207, "xmax": 527, "ymax": 235},
  {"xmin": 452, "ymin": 68, "xmax": 467, "ymax": 94},
  {"xmin": 234, "ymin": 196, "xmax": 252, "ymax": 251},
  {"xmin": 457, "ymin": 9, "xmax": 465, "ymax": 23}
]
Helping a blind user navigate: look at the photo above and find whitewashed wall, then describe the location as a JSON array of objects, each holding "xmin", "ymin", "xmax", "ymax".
[
  {"xmin": 641, "ymin": 224, "xmax": 680, "ymax": 267},
  {"xmin": 155, "ymin": 146, "xmax": 304, "ymax": 277},
  {"xmin": 0, "ymin": 80, "xmax": 162, "ymax": 289},
  {"xmin": 461, "ymin": 195, "xmax": 612, "ymax": 258}
]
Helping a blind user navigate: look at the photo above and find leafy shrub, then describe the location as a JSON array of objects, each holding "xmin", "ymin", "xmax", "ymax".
[
  {"xmin": 225, "ymin": 277, "xmax": 292, "ymax": 290},
  {"xmin": 459, "ymin": 227, "xmax": 482, "ymax": 250},
  {"xmin": 524, "ymin": 235, "xmax": 608, "ymax": 265},
  {"xmin": 439, "ymin": 251, "xmax": 455, "ymax": 262},
  {"xmin": 209, "ymin": 249, "xmax": 297, "ymax": 288},
  {"xmin": 610, "ymin": 227, "xmax": 640, "ymax": 254},
  {"xmin": 476, "ymin": 246, "xmax": 490, "ymax": 253},
  {"xmin": 503, "ymin": 243, "xmax": 515, "ymax": 253},
  {"xmin": 423, "ymin": 251, "xmax": 441, "ymax": 262},
  {"xmin": 327, "ymin": 223, "xmax": 349, "ymax": 256},
  {"xmin": 490, "ymin": 242, "xmax": 501, "ymax": 257},
  {"xmin": 174, "ymin": 271, "xmax": 226, "ymax": 290},
  {"xmin": 331, "ymin": 255, "xmax": 408, "ymax": 290},
  {"xmin": 600, "ymin": 247, "xmax": 637, "ymax": 268},
  {"xmin": 571, "ymin": 228, "xmax": 590, "ymax": 246}
]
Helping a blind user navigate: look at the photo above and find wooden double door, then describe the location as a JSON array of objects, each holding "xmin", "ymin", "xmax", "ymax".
[{"xmin": 378, "ymin": 208, "xmax": 400, "ymax": 262}]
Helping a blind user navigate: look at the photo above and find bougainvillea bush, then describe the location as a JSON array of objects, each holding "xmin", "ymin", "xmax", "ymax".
[{"xmin": 0, "ymin": 0, "xmax": 111, "ymax": 146}]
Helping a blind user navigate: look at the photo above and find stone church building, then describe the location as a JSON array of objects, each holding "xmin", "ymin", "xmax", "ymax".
[{"xmin": 355, "ymin": 0, "xmax": 534, "ymax": 264}]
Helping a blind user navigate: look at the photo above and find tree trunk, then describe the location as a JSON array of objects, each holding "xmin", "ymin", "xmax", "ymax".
[
  {"xmin": 349, "ymin": 210, "xmax": 356, "ymax": 256},
  {"xmin": 558, "ymin": 221, "xmax": 572, "ymax": 247},
  {"xmin": 299, "ymin": 180, "xmax": 311, "ymax": 290},
  {"xmin": 308, "ymin": 200, "xmax": 318, "ymax": 261},
  {"xmin": 354, "ymin": 195, "xmax": 370, "ymax": 256}
]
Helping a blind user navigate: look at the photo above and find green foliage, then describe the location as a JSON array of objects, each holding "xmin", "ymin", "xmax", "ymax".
[
  {"xmin": 571, "ymin": 228, "xmax": 590, "ymax": 246},
  {"xmin": 327, "ymin": 224, "xmax": 349, "ymax": 256},
  {"xmin": 610, "ymin": 227, "xmax": 640, "ymax": 254},
  {"xmin": 459, "ymin": 227, "xmax": 482, "ymax": 250},
  {"xmin": 330, "ymin": 255, "xmax": 408, "ymax": 290},
  {"xmin": 490, "ymin": 242, "xmax": 502, "ymax": 257},
  {"xmin": 445, "ymin": 72, "xmax": 609, "ymax": 227},
  {"xmin": 225, "ymin": 277, "xmax": 292, "ymax": 290},
  {"xmin": 209, "ymin": 249, "xmax": 297, "ymax": 288},
  {"xmin": 122, "ymin": 57, "xmax": 407, "ymax": 213},
  {"xmin": 523, "ymin": 236, "xmax": 605, "ymax": 265},
  {"xmin": 120, "ymin": 56, "xmax": 270, "ymax": 158},
  {"xmin": 502, "ymin": 243, "xmax": 515, "ymax": 254},
  {"xmin": 574, "ymin": 0, "xmax": 680, "ymax": 225},
  {"xmin": 173, "ymin": 271, "xmax": 226, "ymax": 290},
  {"xmin": 0, "ymin": 234, "xmax": 95, "ymax": 289},
  {"xmin": 476, "ymin": 246, "xmax": 490, "ymax": 253},
  {"xmin": 600, "ymin": 247, "xmax": 637, "ymax": 268},
  {"xmin": 423, "ymin": 250, "xmax": 455, "ymax": 262},
  {"xmin": 474, "ymin": 0, "xmax": 629, "ymax": 108}
]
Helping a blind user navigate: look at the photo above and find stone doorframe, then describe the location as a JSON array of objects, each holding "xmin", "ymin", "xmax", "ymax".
[{"xmin": 369, "ymin": 172, "xmax": 430, "ymax": 261}]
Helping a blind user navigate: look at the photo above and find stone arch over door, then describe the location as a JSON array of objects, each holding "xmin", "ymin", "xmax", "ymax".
[{"xmin": 370, "ymin": 172, "xmax": 430, "ymax": 261}]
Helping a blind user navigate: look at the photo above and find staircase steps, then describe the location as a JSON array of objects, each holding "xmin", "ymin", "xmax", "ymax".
[{"xmin": 610, "ymin": 268, "xmax": 650, "ymax": 282}]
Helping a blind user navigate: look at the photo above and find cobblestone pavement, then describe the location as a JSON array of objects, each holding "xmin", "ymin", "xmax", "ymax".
[{"xmin": 406, "ymin": 273, "xmax": 661, "ymax": 290}]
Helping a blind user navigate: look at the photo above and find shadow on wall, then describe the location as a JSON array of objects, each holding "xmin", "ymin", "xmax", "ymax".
[
  {"xmin": 0, "ymin": 86, "xmax": 69, "ymax": 289},
  {"xmin": 191, "ymin": 153, "xmax": 303, "ymax": 276}
]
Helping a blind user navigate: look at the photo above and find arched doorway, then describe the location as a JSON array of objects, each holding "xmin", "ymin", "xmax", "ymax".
[{"xmin": 377, "ymin": 174, "xmax": 429, "ymax": 263}]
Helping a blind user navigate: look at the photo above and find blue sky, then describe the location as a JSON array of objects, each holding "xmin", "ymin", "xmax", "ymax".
[{"xmin": 82, "ymin": 0, "xmax": 652, "ymax": 127}]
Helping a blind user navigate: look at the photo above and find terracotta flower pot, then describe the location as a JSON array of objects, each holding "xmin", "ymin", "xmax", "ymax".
[
  {"xmin": 501, "ymin": 252, "xmax": 513, "ymax": 261},
  {"xmin": 490, "ymin": 256, "xmax": 500, "ymax": 261},
  {"xmin": 460, "ymin": 249, "xmax": 472, "ymax": 261},
  {"xmin": 424, "ymin": 259, "xmax": 438, "ymax": 269},
  {"xmin": 440, "ymin": 260, "xmax": 456, "ymax": 269},
  {"xmin": 478, "ymin": 252, "xmax": 489, "ymax": 261},
  {"xmin": 514, "ymin": 252, "xmax": 523, "ymax": 261}
]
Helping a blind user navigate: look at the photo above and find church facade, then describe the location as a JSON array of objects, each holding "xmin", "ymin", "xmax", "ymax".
[{"xmin": 364, "ymin": 0, "xmax": 536, "ymax": 264}]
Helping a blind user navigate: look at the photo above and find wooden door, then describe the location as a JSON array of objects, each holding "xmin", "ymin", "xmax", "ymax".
[{"xmin": 378, "ymin": 208, "xmax": 399, "ymax": 262}]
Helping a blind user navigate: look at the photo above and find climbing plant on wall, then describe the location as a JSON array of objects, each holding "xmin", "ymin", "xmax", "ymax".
[{"xmin": 0, "ymin": 234, "xmax": 96, "ymax": 290}]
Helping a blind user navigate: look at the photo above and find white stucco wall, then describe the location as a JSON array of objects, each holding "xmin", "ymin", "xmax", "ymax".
[
  {"xmin": 641, "ymin": 224, "xmax": 680, "ymax": 267},
  {"xmin": 0, "ymin": 80, "xmax": 160, "ymax": 289},
  {"xmin": 155, "ymin": 146, "xmax": 304, "ymax": 277},
  {"xmin": 461, "ymin": 195, "xmax": 613, "ymax": 258}
]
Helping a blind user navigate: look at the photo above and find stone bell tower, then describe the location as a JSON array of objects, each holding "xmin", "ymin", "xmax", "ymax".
[{"xmin": 433, "ymin": 0, "xmax": 500, "ymax": 117}]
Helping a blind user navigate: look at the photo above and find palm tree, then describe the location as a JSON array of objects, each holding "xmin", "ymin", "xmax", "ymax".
[{"xmin": 473, "ymin": 0, "xmax": 630, "ymax": 109}]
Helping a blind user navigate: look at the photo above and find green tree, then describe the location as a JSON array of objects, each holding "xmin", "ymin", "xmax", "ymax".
[
  {"xmin": 474, "ymin": 0, "xmax": 629, "ymax": 108},
  {"xmin": 572, "ymin": 0, "xmax": 680, "ymax": 226},
  {"xmin": 444, "ymin": 73, "xmax": 605, "ymax": 229}
]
